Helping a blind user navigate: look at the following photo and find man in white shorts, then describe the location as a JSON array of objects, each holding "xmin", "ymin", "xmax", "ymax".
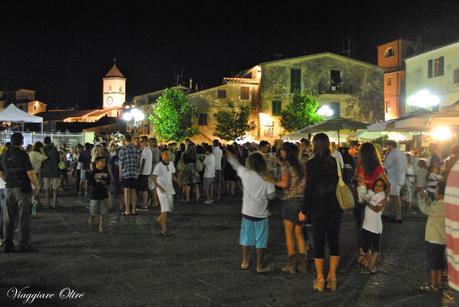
[
  {"xmin": 152, "ymin": 148, "xmax": 177, "ymax": 236},
  {"xmin": 383, "ymin": 140, "xmax": 407, "ymax": 223}
]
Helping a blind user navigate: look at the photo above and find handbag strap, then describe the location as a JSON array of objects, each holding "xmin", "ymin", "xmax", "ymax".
[{"xmin": 334, "ymin": 157, "xmax": 345, "ymax": 187}]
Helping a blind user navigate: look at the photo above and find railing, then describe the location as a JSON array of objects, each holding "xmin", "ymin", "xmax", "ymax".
[{"xmin": 0, "ymin": 132, "xmax": 85, "ymax": 147}]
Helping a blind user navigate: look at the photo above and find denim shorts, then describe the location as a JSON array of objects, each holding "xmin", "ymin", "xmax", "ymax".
[
  {"xmin": 281, "ymin": 198, "xmax": 303, "ymax": 224},
  {"xmin": 239, "ymin": 216, "xmax": 268, "ymax": 249}
]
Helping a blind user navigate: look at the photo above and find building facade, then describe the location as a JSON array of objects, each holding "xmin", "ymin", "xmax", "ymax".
[
  {"xmin": 137, "ymin": 53, "xmax": 384, "ymax": 143},
  {"xmin": 405, "ymin": 41, "xmax": 459, "ymax": 112},
  {"xmin": 185, "ymin": 53, "xmax": 383, "ymax": 142},
  {"xmin": 16, "ymin": 100, "xmax": 47, "ymax": 115},
  {"xmin": 257, "ymin": 53, "xmax": 383, "ymax": 141},
  {"xmin": 377, "ymin": 39, "xmax": 428, "ymax": 119}
]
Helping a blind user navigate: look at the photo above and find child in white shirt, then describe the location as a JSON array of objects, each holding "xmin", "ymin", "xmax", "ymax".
[
  {"xmin": 226, "ymin": 150, "xmax": 276, "ymax": 273},
  {"xmin": 152, "ymin": 148, "xmax": 178, "ymax": 236},
  {"xmin": 361, "ymin": 178, "xmax": 387, "ymax": 274}
]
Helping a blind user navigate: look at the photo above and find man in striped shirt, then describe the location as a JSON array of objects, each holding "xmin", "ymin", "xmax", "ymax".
[{"xmin": 445, "ymin": 159, "xmax": 459, "ymax": 301}]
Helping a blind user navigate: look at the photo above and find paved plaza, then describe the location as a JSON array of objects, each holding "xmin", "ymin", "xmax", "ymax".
[{"xmin": 0, "ymin": 188, "xmax": 448, "ymax": 306}]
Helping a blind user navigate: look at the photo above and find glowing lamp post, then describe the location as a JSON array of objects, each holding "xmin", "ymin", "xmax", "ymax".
[
  {"xmin": 122, "ymin": 106, "xmax": 145, "ymax": 135},
  {"xmin": 407, "ymin": 89, "xmax": 440, "ymax": 109},
  {"xmin": 317, "ymin": 105, "xmax": 334, "ymax": 117}
]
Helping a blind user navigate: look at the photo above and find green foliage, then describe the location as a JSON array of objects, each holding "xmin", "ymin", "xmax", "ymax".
[
  {"xmin": 280, "ymin": 91, "xmax": 323, "ymax": 132},
  {"xmin": 213, "ymin": 102, "xmax": 256, "ymax": 141},
  {"xmin": 148, "ymin": 88, "xmax": 197, "ymax": 142}
]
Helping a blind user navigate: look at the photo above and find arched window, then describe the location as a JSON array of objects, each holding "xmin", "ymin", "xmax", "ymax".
[{"xmin": 384, "ymin": 47, "xmax": 394, "ymax": 58}]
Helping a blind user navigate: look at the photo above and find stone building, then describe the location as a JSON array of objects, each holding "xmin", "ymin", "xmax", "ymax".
[{"xmin": 186, "ymin": 52, "xmax": 383, "ymax": 143}]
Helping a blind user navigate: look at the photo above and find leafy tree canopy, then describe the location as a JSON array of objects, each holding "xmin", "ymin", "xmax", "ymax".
[
  {"xmin": 280, "ymin": 91, "xmax": 323, "ymax": 132},
  {"xmin": 148, "ymin": 88, "xmax": 197, "ymax": 142},
  {"xmin": 213, "ymin": 101, "xmax": 256, "ymax": 141}
]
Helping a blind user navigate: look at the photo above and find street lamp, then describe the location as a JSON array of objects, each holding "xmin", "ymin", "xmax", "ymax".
[
  {"xmin": 122, "ymin": 106, "xmax": 145, "ymax": 135},
  {"xmin": 317, "ymin": 105, "xmax": 334, "ymax": 117},
  {"xmin": 407, "ymin": 89, "xmax": 440, "ymax": 109}
]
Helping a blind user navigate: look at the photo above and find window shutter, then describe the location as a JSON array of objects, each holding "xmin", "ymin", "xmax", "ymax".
[
  {"xmin": 428, "ymin": 59, "xmax": 433, "ymax": 78},
  {"xmin": 290, "ymin": 69, "xmax": 301, "ymax": 93},
  {"xmin": 439, "ymin": 56, "xmax": 444, "ymax": 76}
]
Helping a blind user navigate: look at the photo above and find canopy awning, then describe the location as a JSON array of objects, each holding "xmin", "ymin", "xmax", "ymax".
[
  {"xmin": 283, "ymin": 117, "xmax": 367, "ymax": 143},
  {"xmin": 0, "ymin": 104, "xmax": 43, "ymax": 123}
]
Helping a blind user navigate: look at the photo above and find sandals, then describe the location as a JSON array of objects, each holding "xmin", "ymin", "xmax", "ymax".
[
  {"xmin": 256, "ymin": 264, "xmax": 274, "ymax": 274},
  {"xmin": 313, "ymin": 279, "xmax": 326, "ymax": 292},
  {"xmin": 419, "ymin": 284, "xmax": 440, "ymax": 292},
  {"xmin": 240, "ymin": 262, "xmax": 250, "ymax": 270},
  {"xmin": 361, "ymin": 267, "xmax": 376, "ymax": 274}
]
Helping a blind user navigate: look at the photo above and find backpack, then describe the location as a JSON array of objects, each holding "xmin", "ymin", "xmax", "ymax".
[{"xmin": 195, "ymin": 157, "xmax": 203, "ymax": 172}]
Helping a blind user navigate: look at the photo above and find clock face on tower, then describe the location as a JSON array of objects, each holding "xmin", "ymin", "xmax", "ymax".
[{"xmin": 106, "ymin": 96, "xmax": 113, "ymax": 105}]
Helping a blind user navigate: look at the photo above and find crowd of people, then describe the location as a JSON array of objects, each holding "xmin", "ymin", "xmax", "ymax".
[{"xmin": 1, "ymin": 131, "xmax": 459, "ymax": 300}]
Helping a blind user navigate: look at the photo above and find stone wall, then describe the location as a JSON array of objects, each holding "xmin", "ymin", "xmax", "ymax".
[{"xmin": 259, "ymin": 54, "xmax": 384, "ymax": 124}]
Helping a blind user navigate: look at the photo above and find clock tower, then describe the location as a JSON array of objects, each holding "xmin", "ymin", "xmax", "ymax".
[{"xmin": 103, "ymin": 59, "xmax": 126, "ymax": 109}]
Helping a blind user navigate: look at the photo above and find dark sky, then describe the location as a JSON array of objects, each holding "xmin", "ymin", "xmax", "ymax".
[{"xmin": 1, "ymin": 0, "xmax": 459, "ymax": 109}]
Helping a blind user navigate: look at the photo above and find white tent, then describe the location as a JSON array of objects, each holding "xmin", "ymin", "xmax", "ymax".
[{"xmin": 0, "ymin": 104, "xmax": 43, "ymax": 132}]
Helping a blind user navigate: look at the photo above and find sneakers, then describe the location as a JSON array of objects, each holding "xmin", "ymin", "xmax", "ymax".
[{"xmin": 204, "ymin": 200, "xmax": 213, "ymax": 205}]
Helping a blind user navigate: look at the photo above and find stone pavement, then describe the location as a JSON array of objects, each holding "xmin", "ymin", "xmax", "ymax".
[{"xmin": 0, "ymin": 188, "xmax": 449, "ymax": 307}]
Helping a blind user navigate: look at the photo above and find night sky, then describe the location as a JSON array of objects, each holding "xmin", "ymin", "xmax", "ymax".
[{"xmin": 1, "ymin": 0, "xmax": 459, "ymax": 109}]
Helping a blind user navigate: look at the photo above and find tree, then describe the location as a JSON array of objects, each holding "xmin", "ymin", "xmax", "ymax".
[
  {"xmin": 213, "ymin": 102, "xmax": 256, "ymax": 141},
  {"xmin": 280, "ymin": 91, "xmax": 323, "ymax": 132},
  {"xmin": 148, "ymin": 88, "xmax": 197, "ymax": 142}
]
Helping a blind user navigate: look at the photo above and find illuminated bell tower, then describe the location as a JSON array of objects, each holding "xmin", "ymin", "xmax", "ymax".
[{"xmin": 103, "ymin": 58, "xmax": 126, "ymax": 109}]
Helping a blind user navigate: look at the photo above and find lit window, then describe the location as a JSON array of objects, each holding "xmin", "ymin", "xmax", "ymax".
[
  {"xmin": 240, "ymin": 87, "xmax": 250, "ymax": 100},
  {"xmin": 434, "ymin": 56, "xmax": 444, "ymax": 77},
  {"xmin": 384, "ymin": 47, "xmax": 394, "ymax": 58},
  {"xmin": 385, "ymin": 101, "xmax": 391, "ymax": 113}
]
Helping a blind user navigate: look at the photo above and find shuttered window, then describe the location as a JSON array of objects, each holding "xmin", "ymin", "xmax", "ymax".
[
  {"xmin": 272, "ymin": 100, "xmax": 282, "ymax": 116},
  {"xmin": 240, "ymin": 87, "xmax": 250, "ymax": 100},
  {"xmin": 198, "ymin": 113, "xmax": 208, "ymax": 126},
  {"xmin": 290, "ymin": 69, "xmax": 301, "ymax": 93}
]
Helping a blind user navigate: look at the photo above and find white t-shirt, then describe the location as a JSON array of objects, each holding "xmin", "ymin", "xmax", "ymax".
[
  {"xmin": 141, "ymin": 147, "xmax": 153, "ymax": 176},
  {"xmin": 153, "ymin": 162, "xmax": 176, "ymax": 195},
  {"xmin": 228, "ymin": 156, "xmax": 275, "ymax": 218},
  {"xmin": 362, "ymin": 191, "xmax": 385, "ymax": 234},
  {"xmin": 213, "ymin": 146, "xmax": 223, "ymax": 171},
  {"xmin": 203, "ymin": 154, "xmax": 216, "ymax": 178}
]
